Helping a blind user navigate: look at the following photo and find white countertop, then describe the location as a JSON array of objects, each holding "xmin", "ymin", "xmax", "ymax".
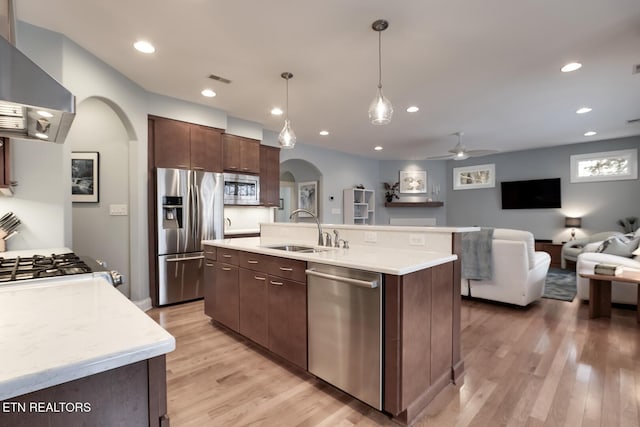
[
  {"xmin": 0, "ymin": 275, "xmax": 175, "ymax": 400},
  {"xmin": 204, "ymin": 237, "xmax": 457, "ymax": 275}
]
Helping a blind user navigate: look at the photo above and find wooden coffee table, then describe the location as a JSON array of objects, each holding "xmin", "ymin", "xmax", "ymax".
[{"xmin": 579, "ymin": 269, "xmax": 640, "ymax": 322}]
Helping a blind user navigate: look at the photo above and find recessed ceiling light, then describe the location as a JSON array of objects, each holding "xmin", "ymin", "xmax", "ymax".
[
  {"xmin": 561, "ymin": 62, "xmax": 582, "ymax": 72},
  {"xmin": 270, "ymin": 107, "xmax": 283, "ymax": 116},
  {"xmin": 133, "ymin": 40, "xmax": 155, "ymax": 54},
  {"xmin": 576, "ymin": 107, "xmax": 592, "ymax": 114},
  {"xmin": 406, "ymin": 106, "xmax": 419, "ymax": 113},
  {"xmin": 37, "ymin": 110, "xmax": 53, "ymax": 118},
  {"xmin": 201, "ymin": 89, "xmax": 216, "ymax": 98},
  {"xmin": 319, "ymin": 130, "xmax": 329, "ymax": 136},
  {"xmin": 35, "ymin": 132, "xmax": 48, "ymax": 139},
  {"xmin": 584, "ymin": 131, "xmax": 597, "ymax": 136},
  {"xmin": 374, "ymin": 146, "xmax": 383, "ymax": 151}
]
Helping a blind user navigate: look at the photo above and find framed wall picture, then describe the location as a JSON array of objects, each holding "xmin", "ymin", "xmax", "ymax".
[
  {"xmin": 570, "ymin": 148, "xmax": 637, "ymax": 183},
  {"xmin": 71, "ymin": 152, "xmax": 99, "ymax": 203},
  {"xmin": 297, "ymin": 181, "xmax": 318, "ymax": 217},
  {"xmin": 399, "ymin": 170, "xmax": 427, "ymax": 194},
  {"xmin": 453, "ymin": 163, "xmax": 495, "ymax": 190}
]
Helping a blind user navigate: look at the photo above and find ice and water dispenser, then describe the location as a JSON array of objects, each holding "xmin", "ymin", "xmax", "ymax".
[{"xmin": 162, "ymin": 196, "xmax": 183, "ymax": 229}]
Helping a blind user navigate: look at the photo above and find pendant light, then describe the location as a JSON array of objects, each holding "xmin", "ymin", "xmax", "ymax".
[
  {"xmin": 368, "ymin": 19, "xmax": 393, "ymax": 125},
  {"xmin": 278, "ymin": 72, "xmax": 296, "ymax": 149}
]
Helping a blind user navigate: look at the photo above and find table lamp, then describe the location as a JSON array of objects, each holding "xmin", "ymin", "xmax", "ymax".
[{"xmin": 565, "ymin": 217, "xmax": 582, "ymax": 240}]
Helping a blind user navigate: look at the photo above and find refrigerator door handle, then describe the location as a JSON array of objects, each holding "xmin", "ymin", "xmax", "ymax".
[
  {"xmin": 193, "ymin": 182, "xmax": 200, "ymax": 246},
  {"xmin": 166, "ymin": 255, "xmax": 205, "ymax": 262}
]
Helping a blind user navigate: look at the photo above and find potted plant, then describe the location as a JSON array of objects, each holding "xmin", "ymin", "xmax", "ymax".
[{"xmin": 383, "ymin": 182, "xmax": 399, "ymax": 203}]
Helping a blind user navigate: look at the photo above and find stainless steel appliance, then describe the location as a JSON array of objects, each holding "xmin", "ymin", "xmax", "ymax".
[
  {"xmin": 223, "ymin": 173, "xmax": 260, "ymax": 205},
  {"xmin": 0, "ymin": 0, "xmax": 75, "ymax": 143},
  {"xmin": 0, "ymin": 252, "xmax": 123, "ymax": 287},
  {"xmin": 306, "ymin": 263, "xmax": 383, "ymax": 410},
  {"xmin": 156, "ymin": 168, "xmax": 223, "ymax": 305}
]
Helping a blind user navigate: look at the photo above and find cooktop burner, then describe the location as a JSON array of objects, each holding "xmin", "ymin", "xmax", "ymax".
[{"xmin": 0, "ymin": 253, "xmax": 93, "ymax": 282}]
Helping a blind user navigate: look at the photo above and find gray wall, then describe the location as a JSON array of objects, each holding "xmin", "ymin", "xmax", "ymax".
[
  {"xmin": 378, "ymin": 160, "xmax": 448, "ymax": 226},
  {"xmin": 446, "ymin": 136, "xmax": 640, "ymax": 241}
]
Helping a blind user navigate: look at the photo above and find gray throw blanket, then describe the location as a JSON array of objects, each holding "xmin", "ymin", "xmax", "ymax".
[{"xmin": 461, "ymin": 228, "xmax": 494, "ymax": 280}]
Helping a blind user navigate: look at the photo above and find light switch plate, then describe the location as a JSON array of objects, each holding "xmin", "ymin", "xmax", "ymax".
[
  {"xmin": 109, "ymin": 204, "xmax": 128, "ymax": 216},
  {"xmin": 364, "ymin": 231, "xmax": 377, "ymax": 243},
  {"xmin": 331, "ymin": 208, "xmax": 341, "ymax": 214}
]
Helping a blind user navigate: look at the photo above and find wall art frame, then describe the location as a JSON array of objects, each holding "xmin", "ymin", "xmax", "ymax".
[
  {"xmin": 453, "ymin": 163, "xmax": 495, "ymax": 190},
  {"xmin": 297, "ymin": 180, "xmax": 318, "ymax": 217},
  {"xmin": 399, "ymin": 170, "xmax": 427, "ymax": 194},
  {"xmin": 570, "ymin": 148, "xmax": 638, "ymax": 183},
  {"xmin": 71, "ymin": 151, "xmax": 99, "ymax": 203}
]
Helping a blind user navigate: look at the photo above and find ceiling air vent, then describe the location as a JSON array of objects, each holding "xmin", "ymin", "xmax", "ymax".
[
  {"xmin": 208, "ymin": 74, "xmax": 232, "ymax": 84},
  {"xmin": 633, "ymin": 64, "xmax": 640, "ymax": 75}
]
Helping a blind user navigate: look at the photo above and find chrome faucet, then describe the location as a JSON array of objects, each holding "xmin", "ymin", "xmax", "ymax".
[{"xmin": 289, "ymin": 208, "xmax": 324, "ymax": 246}]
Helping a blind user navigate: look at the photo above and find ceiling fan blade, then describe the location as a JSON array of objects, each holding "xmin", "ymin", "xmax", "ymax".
[
  {"xmin": 425, "ymin": 153, "xmax": 456, "ymax": 160},
  {"xmin": 466, "ymin": 149, "xmax": 499, "ymax": 157}
]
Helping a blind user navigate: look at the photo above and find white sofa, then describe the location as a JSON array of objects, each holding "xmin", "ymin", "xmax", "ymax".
[
  {"xmin": 576, "ymin": 248, "xmax": 640, "ymax": 305},
  {"xmin": 461, "ymin": 228, "xmax": 551, "ymax": 306}
]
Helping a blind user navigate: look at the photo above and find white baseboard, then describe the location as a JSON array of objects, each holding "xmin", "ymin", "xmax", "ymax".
[{"xmin": 133, "ymin": 297, "xmax": 152, "ymax": 312}]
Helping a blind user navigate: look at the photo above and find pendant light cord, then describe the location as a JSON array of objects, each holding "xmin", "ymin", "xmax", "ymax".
[
  {"xmin": 378, "ymin": 31, "xmax": 383, "ymax": 89},
  {"xmin": 285, "ymin": 78, "xmax": 289, "ymax": 120}
]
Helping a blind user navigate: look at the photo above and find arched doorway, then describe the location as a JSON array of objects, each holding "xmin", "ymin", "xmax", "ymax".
[{"xmin": 278, "ymin": 159, "xmax": 323, "ymax": 222}]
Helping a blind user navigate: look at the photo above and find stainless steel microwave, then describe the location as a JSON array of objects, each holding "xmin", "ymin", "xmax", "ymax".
[{"xmin": 223, "ymin": 173, "xmax": 260, "ymax": 205}]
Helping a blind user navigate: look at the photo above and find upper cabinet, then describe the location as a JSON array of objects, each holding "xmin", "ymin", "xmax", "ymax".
[
  {"xmin": 150, "ymin": 116, "xmax": 223, "ymax": 171},
  {"xmin": 260, "ymin": 145, "xmax": 280, "ymax": 207},
  {"xmin": 222, "ymin": 134, "xmax": 260, "ymax": 174}
]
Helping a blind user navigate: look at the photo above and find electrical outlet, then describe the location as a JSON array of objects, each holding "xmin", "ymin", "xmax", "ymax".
[
  {"xmin": 364, "ymin": 231, "xmax": 377, "ymax": 243},
  {"xmin": 109, "ymin": 204, "xmax": 128, "ymax": 216},
  {"xmin": 409, "ymin": 234, "xmax": 425, "ymax": 246},
  {"xmin": 331, "ymin": 208, "xmax": 341, "ymax": 214}
]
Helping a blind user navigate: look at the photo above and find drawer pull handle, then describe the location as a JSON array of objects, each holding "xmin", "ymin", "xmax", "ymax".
[
  {"xmin": 222, "ymin": 254, "xmax": 232, "ymax": 258},
  {"xmin": 221, "ymin": 267, "xmax": 232, "ymax": 271},
  {"xmin": 270, "ymin": 280, "xmax": 284, "ymax": 286},
  {"xmin": 247, "ymin": 260, "xmax": 259, "ymax": 264},
  {"xmin": 279, "ymin": 267, "xmax": 293, "ymax": 272},
  {"xmin": 254, "ymin": 276, "xmax": 266, "ymax": 281},
  {"xmin": 206, "ymin": 263, "xmax": 214, "ymax": 267}
]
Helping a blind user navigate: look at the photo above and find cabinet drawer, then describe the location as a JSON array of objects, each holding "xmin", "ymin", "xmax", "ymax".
[
  {"xmin": 239, "ymin": 251, "xmax": 270, "ymax": 271},
  {"xmin": 265, "ymin": 256, "xmax": 306, "ymax": 282},
  {"xmin": 216, "ymin": 247, "xmax": 239, "ymax": 265},
  {"xmin": 204, "ymin": 245, "xmax": 217, "ymax": 260}
]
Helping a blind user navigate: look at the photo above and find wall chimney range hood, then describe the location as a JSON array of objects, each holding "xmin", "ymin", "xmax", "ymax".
[{"xmin": 0, "ymin": 0, "xmax": 75, "ymax": 143}]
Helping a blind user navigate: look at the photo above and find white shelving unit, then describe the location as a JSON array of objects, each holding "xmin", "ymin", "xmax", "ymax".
[{"xmin": 343, "ymin": 188, "xmax": 375, "ymax": 224}]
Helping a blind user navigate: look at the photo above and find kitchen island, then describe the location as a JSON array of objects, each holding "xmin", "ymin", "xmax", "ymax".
[
  {"xmin": 203, "ymin": 223, "xmax": 475, "ymax": 425},
  {"xmin": 0, "ymin": 270, "xmax": 175, "ymax": 426}
]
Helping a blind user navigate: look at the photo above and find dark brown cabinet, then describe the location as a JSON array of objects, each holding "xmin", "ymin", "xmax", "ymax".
[
  {"xmin": 150, "ymin": 116, "xmax": 222, "ymax": 171},
  {"xmin": 213, "ymin": 262, "xmax": 239, "ymax": 332},
  {"xmin": 535, "ymin": 241, "xmax": 563, "ymax": 269},
  {"xmin": 205, "ymin": 249, "xmax": 307, "ymax": 369},
  {"xmin": 203, "ymin": 246, "xmax": 216, "ymax": 318},
  {"xmin": 260, "ymin": 145, "xmax": 280, "ymax": 207},
  {"xmin": 0, "ymin": 138, "xmax": 11, "ymax": 195},
  {"xmin": 267, "ymin": 276, "xmax": 307, "ymax": 369},
  {"xmin": 222, "ymin": 134, "xmax": 260, "ymax": 174}
]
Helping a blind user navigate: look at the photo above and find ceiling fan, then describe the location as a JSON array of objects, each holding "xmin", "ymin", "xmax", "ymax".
[{"xmin": 426, "ymin": 132, "xmax": 498, "ymax": 160}]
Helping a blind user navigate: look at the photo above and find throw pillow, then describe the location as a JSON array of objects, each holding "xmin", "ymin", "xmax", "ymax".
[
  {"xmin": 583, "ymin": 242, "xmax": 602, "ymax": 252},
  {"xmin": 596, "ymin": 235, "xmax": 640, "ymax": 257},
  {"xmin": 633, "ymin": 246, "xmax": 640, "ymax": 256}
]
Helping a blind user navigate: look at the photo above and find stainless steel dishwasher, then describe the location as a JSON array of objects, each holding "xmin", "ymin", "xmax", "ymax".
[{"xmin": 306, "ymin": 262, "xmax": 382, "ymax": 410}]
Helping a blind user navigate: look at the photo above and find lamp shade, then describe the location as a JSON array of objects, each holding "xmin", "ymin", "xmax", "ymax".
[{"xmin": 565, "ymin": 217, "xmax": 582, "ymax": 228}]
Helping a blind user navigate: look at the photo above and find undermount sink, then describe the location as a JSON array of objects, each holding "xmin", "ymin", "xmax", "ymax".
[{"xmin": 263, "ymin": 244, "xmax": 331, "ymax": 253}]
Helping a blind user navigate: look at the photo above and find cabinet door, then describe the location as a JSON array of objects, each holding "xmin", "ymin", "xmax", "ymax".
[
  {"xmin": 191, "ymin": 125, "xmax": 222, "ymax": 172},
  {"xmin": 152, "ymin": 117, "xmax": 191, "ymax": 169},
  {"xmin": 222, "ymin": 134, "xmax": 241, "ymax": 171},
  {"xmin": 239, "ymin": 138, "xmax": 260, "ymax": 173},
  {"xmin": 239, "ymin": 268, "xmax": 269, "ymax": 347},
  {"xmin": 203, "ymin": 258, "xmax": 216, "ymax": 318},
  {"xmin": 260, "ymin": 145, "xmax": 280, "ymax": 206},
  {"xmin": 213, "ymin": 263, "xmax": 239, "ymax": 331},
  {"xmin": 268, "ymin": 277, "xmax": 307, "ymax": 369}
]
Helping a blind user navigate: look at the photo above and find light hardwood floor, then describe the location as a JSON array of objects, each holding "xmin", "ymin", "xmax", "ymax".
[{"xmin": 148, "ymin": 296, "xmax": 640, "ymax": 426}]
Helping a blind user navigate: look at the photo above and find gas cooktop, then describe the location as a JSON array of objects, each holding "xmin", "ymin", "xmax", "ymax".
[{"xmin": 0, "ymin": 252, "xmax": 93, "ymax": 282}]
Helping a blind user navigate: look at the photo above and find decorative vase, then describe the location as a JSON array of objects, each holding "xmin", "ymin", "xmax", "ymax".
[{"xmin": 385, "ymin": 195, "xmax": 394, "ymax": 203}]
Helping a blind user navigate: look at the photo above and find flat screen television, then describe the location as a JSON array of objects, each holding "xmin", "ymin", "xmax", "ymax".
[{"xmin": 501, "ymin": 178, "xmax": 561, "ymax": 209}]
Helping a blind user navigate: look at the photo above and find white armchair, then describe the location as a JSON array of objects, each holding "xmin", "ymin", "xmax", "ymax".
[
  {"xmin": 461, "ymin": 228, "xmax": 551, "ymax": 306},
  {"xmin": 561, "ymin": 231, "xmax": 623, "ymax": 269}
]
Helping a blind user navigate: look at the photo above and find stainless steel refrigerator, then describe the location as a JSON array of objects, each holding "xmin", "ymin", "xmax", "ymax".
[{"xmin": 156, "ymin": 168, "xmax": 223, "ymax": 305}]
